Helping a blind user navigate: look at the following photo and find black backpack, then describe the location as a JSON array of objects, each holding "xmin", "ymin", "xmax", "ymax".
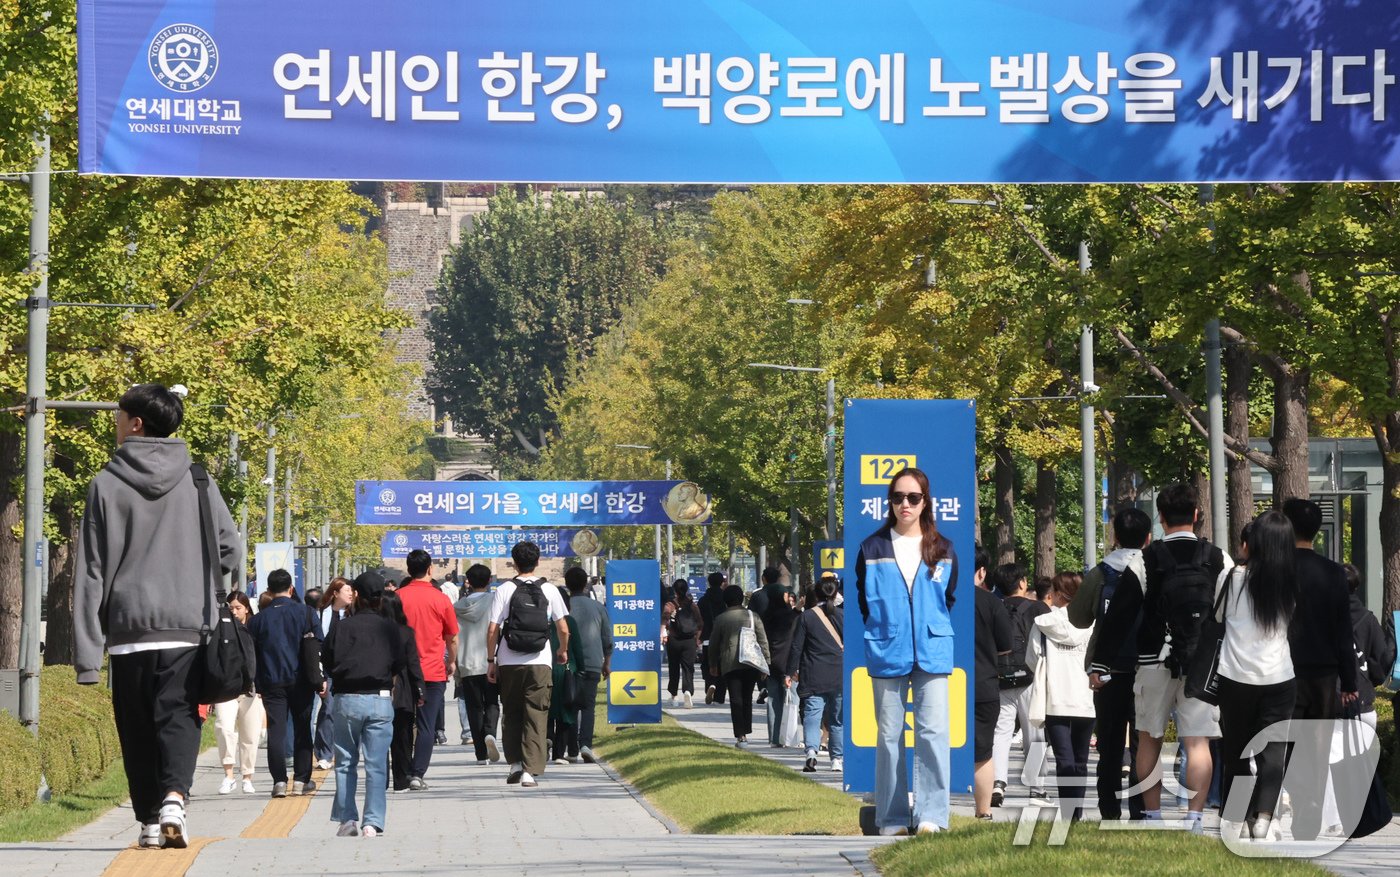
[
  {"xmin": 672, "ymin": 597, "xmax": 699, "ymax": 638},
  {"xmin": 1150, "ymin": 540, "xmax": 1216, "ymax": 676},
  {"xmin": 502, "ymin": 578, "xmax": 552, "ymax": 653},
  {"xmin": 997, "ymin": 598, "xmax": 1040, "ymax": 688}
]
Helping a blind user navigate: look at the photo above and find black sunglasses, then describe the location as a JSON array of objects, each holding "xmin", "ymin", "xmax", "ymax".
[{"xmin": 891, "ymin": 492, "xmax": 925, "ymax": 506}]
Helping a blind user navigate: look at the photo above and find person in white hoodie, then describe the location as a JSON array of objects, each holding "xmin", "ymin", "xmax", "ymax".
[
  {"xmin": 1214, "ymin": 512, "xmax": 1298, "ymax": 841},
  {"xmin": 1029, "ymin": 571, "xmax": 1095, "ymax": 821}
]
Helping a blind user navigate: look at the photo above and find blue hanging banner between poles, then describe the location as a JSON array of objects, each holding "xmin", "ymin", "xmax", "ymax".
[
  {"xmin": 841, "ymin": 398, "xmax": 977, "ymax": 795},
  {"xmin": 604, "ymin": 559, "xmax": 662, "ymax": 725},
  {"xmin": 354, "ymin": 480, "xmax": 711, "ymax": 527},
  {"xmin": 77, "ymin": 0, "xmax": 1400, "ymax": 183},
  {"xmin": 379, "ymin": 529, "xmax": 584, "ymax": 559}
]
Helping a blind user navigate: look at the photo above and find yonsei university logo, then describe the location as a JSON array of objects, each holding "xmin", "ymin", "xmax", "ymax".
[
  {"xmin": 148, "ymin": 24, "xmax": 219, "ymax": 92},
  {"xmin": 379, "ymin": 488, "xmax": 397, "ymax": 506}
]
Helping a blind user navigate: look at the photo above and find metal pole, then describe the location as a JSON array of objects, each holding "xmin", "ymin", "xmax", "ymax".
[
  {"xmin": 1201, "ymin": 184, "xmax": 1228, "ymax": 548},
  {"xmin": 789, "ymin": 505, "xmax": 800, "ymax": 589},
  {"xmin": 282, "ymin": 467, "xmax": 292, "ymax": 543},
  {"xmin": 1079, "ymin": 240, "xmax": 1097, "ymax": 569},
  {"xmin": 237, "ymin": 461, "xmax": 249, "ymax": 588},
  {"xmin": 702, "ymin": 525, "xmax": 710, "ymax": 577},
  {"xmin": 18, "ymin": 131, "xmax": 50, "ymax": 738},
  {"xmin": 654, "ymin": 525, "xmax": 662, "ymax": 577},
  {"xmin": 265, "ymin": 424, "xmax": 276, "ymax": 543},
  {"xmin": 825, "ymin": 378, "xmax": 838, "ymax": 539},
  {"xmin": 321, "ymin": 522, "xmax": 331, "ymax": 588},
  {"xmin": 665, "ymin": 459, "xmax": 674, "ymax": 578}
]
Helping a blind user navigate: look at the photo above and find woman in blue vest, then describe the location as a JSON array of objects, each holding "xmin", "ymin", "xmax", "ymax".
[{"xmin": 856, "ymin": 467, "xmax": 957, "ymax": 836}]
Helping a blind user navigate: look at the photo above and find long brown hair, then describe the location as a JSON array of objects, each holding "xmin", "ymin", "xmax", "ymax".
[
  {"xmin": 885, "ymin": 467, "xmax": 950, "ymax": 567},
  {"xmin": 320, "ymin": 576, "xmax": 352, "ymax": 611}
]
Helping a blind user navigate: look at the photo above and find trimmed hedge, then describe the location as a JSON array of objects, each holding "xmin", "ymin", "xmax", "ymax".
[
  {"xmin": 0, "ymin": 666, "xmax": 122, "ymax": 816},
  {"xmin": 0, "ymin": 712, "xmax": 41, "ymax": 817},
  {"xmin": 1376, "ymin": 693, "xmax": 1397, "ymax": 808}
]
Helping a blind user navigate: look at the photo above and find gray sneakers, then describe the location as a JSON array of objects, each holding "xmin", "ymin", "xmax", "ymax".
[
  {"xmin": 271, "ymin": 781, "xmax": 289, "ymax": 798},
  {"xmin": 337, "ymin": 820, "xmax": 360, "ymax": 837}
]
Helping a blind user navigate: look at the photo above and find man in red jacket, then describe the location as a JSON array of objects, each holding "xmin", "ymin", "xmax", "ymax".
[{"xmin": 396, "ymin": 549, "xmax": 458, "ymax": 790}]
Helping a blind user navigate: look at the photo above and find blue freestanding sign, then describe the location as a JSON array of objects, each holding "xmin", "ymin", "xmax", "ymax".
[
  {"xmin": 355, "ymin": 480, "xmax": 711, "ymax": 527},
  {"xmin": 605, "ymin": 559, "xmax": 662, "ymax": 725},
  {"xmin": 840, "ymin": 399, "xmax": 977, "ymax": 795}
]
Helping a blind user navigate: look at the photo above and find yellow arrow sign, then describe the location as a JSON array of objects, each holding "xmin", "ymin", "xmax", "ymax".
[
  {"xmin": 819, "ymin": 547, "xmax": 845, "ymax": 569},
  {"xmin": 609, "ymin": 671, "xmax": 659, "ymax": 705}
]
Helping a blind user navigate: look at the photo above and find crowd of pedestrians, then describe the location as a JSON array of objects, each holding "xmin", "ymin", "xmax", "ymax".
[{"xmin": 65, "ymin": 388, "xmax": 1394, "ymax": 850}]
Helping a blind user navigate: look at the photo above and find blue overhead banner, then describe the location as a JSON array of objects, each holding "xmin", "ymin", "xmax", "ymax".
[
  {"xmin": 79, "ymin": 0, "xmax": 1400, "ymax": 183},
  {"xmin": 379, "ymin": 529, "xmax": 587, "ymax": 559},
  {"xmin": 355, "ymin": 480, "xmax": 711, "ymax": 527},
  {"xmin": 841, "ymin": 399, "xmax": 977, "ymax": 795},
  {"xmin": 604, "ymin": 559, "xmax": 662, "ymax": 725}
]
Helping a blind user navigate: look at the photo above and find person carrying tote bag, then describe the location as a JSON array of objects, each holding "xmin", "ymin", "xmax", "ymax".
[{"xmin": 709, "ymin": 586, "xmax": 770, "ymax": 748}]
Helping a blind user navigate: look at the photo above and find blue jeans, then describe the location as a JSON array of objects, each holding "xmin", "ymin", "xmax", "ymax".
[
  {"xmin": 764, "ymin": 676, "xmax": 788, "ymax": 745},
  {"xmin": 801, "ymin": 691, "xmax": 843, "ymax": 759},
  {"xmin": 330, "ymin": 693, "xmax": 393, "ymax": 832},
  {"xmin": 872, "ymin": 671, "xmax": 950, "ymax": 831}
]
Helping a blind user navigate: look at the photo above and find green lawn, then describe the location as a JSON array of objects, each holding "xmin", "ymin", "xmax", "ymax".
[
  {"xmin": 0, "ymin": 706, "xmax": 219, "ymax": 844},
  {"xmin": 872, "ymin": 820, "xmax": 1330, "ymax": 877},
  {"xmin": 592, "ymin": 711, "xmax": 867, "ymax": 835},
  {"xmin": 0, "ymin": 760, "xmax": 130, "ymax": 844}
]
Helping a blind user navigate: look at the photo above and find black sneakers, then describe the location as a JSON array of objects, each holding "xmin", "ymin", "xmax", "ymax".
[
  {"xmin": 991, "ymin": 780, "xmax": 1006, "ymax": 808},
  {"xmin": 803, "ymin": 757, "xmax": 818, "ymax": 773}
]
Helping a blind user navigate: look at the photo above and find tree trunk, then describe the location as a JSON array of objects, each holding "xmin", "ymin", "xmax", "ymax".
[
  {"xmin": 1377, "ymin": 412, "xmax": 1400, "ymax": 620},
  {"xmin": 1269, "ymin": 366, "xmax": 1311, "ymax": 502},
  {"xmin": 1033, "ymin": 459, "xmax": 1056, "ymax": 581},
  {"xmin": 1381, "ymin": 457, "xmax": 1400, "ymax": 619},
  {"xmin": 1106, "ymin": 421, "xmax": 1140, "ymax": 548},
  {"xmin": 43, "ymin": 456, "xmax": 81, "ymax": 666},
  {"xmin": 1225, "ymin": 341, "xmax": 1255, "ymax": 556},
  {"xmin": 1191, "ymin": 469, "xmax": 1212, "ymax": 538},
  {"xmin": 0, "ymin": 430, "xmax": 23, "ymax": 668},
  {"xmin": 993, "ymin": 442, "xmax": 1016, "ymax": 565}
]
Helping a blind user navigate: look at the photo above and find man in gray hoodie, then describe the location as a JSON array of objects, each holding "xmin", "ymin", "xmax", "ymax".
[
  {"xmin": 73, "ymin": 384, "xmax": 238, "ymax": 851},
  {"xmin": 454, "ymin": 563, "xmax": 501, "ymax": 763}
]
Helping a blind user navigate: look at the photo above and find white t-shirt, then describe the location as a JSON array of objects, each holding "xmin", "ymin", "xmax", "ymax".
[
  {"xmin": 490, "ymin": 577, "xmax": 568, "ymax": 667},
  {"xmin": 1216, "ymin": 567, "xmax": 1294, "ymax": 686},
  {"xmin": 892, "ymin": 532, "xmax": 921, "ymax": 593}
]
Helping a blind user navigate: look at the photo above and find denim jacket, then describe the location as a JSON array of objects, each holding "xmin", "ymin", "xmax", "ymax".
[{"xmin": 855, "ymin": 526, "xmax": 958, "ymax": 678}]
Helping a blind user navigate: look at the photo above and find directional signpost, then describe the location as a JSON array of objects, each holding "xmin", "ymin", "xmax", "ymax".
[{"xmin": 604, "ymin": 559, "xmax": 662, "ymax": 725}]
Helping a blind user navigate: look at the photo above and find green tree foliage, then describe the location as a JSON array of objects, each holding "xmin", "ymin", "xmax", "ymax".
[{"xmin": 430, "ymin": 191, "xmax": 672, "ymax": 461}]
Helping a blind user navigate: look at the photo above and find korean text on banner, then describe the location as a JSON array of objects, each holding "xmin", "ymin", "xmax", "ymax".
[
  {"xmin": 77, "ymin": 0, "xmax": 1400, "ymax": 184},
  {"xmin": 379, "ymin": 529, "xmax": 580, "ymax": 559},
  {"xmin": 355, "ymin": 480, "xmax": 711, "ymax": 527},
  {"xmin": 840, "ymin": 399, "xmax": 977, "ymax": 795}
]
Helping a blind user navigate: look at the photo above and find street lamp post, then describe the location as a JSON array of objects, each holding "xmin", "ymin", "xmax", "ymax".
[{"xmin": 15, "ymin": 131, "xmax": 158, "ymax": 741}]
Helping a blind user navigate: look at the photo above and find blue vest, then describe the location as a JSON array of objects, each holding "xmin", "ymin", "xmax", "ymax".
[{"xmin": 856, "ymin": 529, "xmax": 958, "ymax": 678}]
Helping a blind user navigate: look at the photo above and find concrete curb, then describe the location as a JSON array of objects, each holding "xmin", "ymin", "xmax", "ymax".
[{"xmin": 592, "ymin": 749, "xmax": 683, "ymax": 835}]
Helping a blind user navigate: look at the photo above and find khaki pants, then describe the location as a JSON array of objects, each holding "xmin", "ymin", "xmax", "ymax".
[{"xmin": 498, "ymin": 664, "xmax": 553, "ymax": 775}]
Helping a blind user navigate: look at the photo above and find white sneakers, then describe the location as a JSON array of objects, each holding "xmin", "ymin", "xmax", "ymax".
[
  {"xmin": 158, "ymin": 797, "xmax": 188, "ymax": 849},
  {"xmin": 218, "ymin": 776, "xmax": 237, "ymax": 795},
  {"xmin": 519, "ymin": 771, "xmax": 538, "ymax": 788},
  {"xmin": 916, "ymin": 822, "xmax": 942, "ymax": 835},
  {"xmin": 484, "ymin": 735, "xmax": 501, "ymax": 763},
  {"xmin": 241, "ymin": 779, "xmax": 256, "ymax": 794},
  {"xmin": 683, "ymin": 692, "xmax": 694, "ymax": 709},
  {"xmin": 830, "ymin": 757, "xmax": 843, "ymax": 772},
  {"xmin": 878, "ymin": 825, "xmax": 909, "ymax": 837},
  {"xmin": 362, "ymin": 825, "xmax": 380, "ymax": 838},
  {"xmin": 316, "ymin": 759, "xmax": 333, "ymax": 771},
  {"xmin": 138, "ymin": 823, "xmax": 163, "ymax": 849}
]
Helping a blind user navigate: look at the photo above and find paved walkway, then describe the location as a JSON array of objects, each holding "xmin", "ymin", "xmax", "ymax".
[
  {"xmin": 0, "ymin": 704, "xmax": 889, "ymax": 877},
  {"xmin": 658, "ymin": 668, "xmax": 1400, "ymax": 877}
]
